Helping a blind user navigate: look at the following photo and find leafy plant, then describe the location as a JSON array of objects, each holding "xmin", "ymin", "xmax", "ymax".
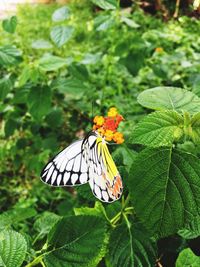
[{"xmin": 1, "ymin": 1, "xmax": 200, "ymax": 266}]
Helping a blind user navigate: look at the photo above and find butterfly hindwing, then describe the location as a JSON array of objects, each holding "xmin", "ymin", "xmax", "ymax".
[
  {"xmin": 41, "ymin": 140, "xmax": 89, "ymax": 187},
  {"xmin": 83, "ymin": 133, "xmax": 123, "ymax": 203}
]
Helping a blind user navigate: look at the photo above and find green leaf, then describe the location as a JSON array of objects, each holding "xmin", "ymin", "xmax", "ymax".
[
  {"xmin": 50, "ymin": 26, "xmax": 74, "ymax": 47},
  {"xmin": 129, "ymin": 110, "xmax": 184, "ymax": 147},
  {"xmin": 2, "ymin": 16, "xmax": 17, "ymax": 34},
  {"xmin": 38, "ymin": 55, "xmax": 68, "ymax": 71},
  {"xmin": 34, "ymin": 212, "xmax": 60, "ymax": 239},
  {"xmin": 138, "ymin": 87, "xmax": 200, "ymax": 114},
  {"xmin": 129, "ymin": 147, "xmax": 200, "ymax": 237},
  {"xmin": 0, "ymin": 230, "xmax": 27, "ymax": 267},
  {"xmin": 0, "ymin": 45, "xmax": 22, "ymax": 66},
  {"xmin": 31, "ymin": 39, "xmax": 53, "ymax": 49},
  {"xmin": 0, "ymin": 77, "xmax": 12, "ymax": 101},
  {"xmin": 90, "ymin": 0, "xmax": 117, "ymax": 10},
  {"xmin": 4, "ymin": 118, "xmax": 19, "ymax": 137},
  {"xmin": 0, "ymin": 207, "xmax": 37, "ymax": 231},
  {"xmin": 52, "ymin": 6, "xmax": 70, "ymax": 22},
  {"xmin": 51, "ymin": 77, "xmax": 87, "ymax": 99},
  {"xmin": 44, "ymin": 215, "xmax": 108, "ymax": 267},
  {"xmin": 191, "ymin": 112, "xmax": 200, "ymax": 144},
  {"xmin": 27, "ymin": 86, "xmax": 51, "ymax": 120},
  {"xmin": 74, "ymin": 202, "xmax": 106, "ymax": 219},
  {"xmin": 121, "ymin": 16, "xmax": 140, "ymax": 28},
  {"xmin": 107, "ymin": 221, "xmax": 157, "ymax": 267},
  {"xmin": 45, "ymin": 108, "xmax": 63, "ymax": 128},
  {"xmin": 112, "ymin": 145, "xmax": 137, "ymax": 171},
  {"xmin": 176, "ymin": 248, "xmax": 200, "ymax": 267}
]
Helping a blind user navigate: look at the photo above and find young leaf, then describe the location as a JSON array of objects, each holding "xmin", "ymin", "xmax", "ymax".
[
  {"xmin": 90, "ymin": 0, "xmax": 117, "ymax": 10},
  {"xmin": 176, "ymin": 248, "xmax": 200, "ymax": 267},
  {"xmin": 0, "ymin": 230, "xmax": 27, "ymax": 267},
  {"xmin": 2, "ymin": 16, "xmax": 17, "ymax": 34},
  {"xmin": 128, "ymin": 147, "xmax": 200, "ymax": 238},
  {"xmin": 107, "ymin": 221, "xmax": 157, "ymax": 267},
  {"xmin": 138, "ymin": 87, "xmax": 200, "ymax": 114},
  {"xmin": 38, "ymin": 55, "xmax": 68, "ymax": 71},
  {"xmin": 129, "ymin": 110, "xmax": 184, "ymax": 147},
  {"xmin": 52, "ymin": 6, "xmax": 70, "ymax": 22},
  {"xmin": 44, "ymin": 215, "xmax": 108, "ymax": 267},
  {"xmin": 50, "ymin": 26, "xmax": 74, "ymax": 47},
  {"xmin": 27, "ymin": 86, "xmax": 51, "ymax": 120}
]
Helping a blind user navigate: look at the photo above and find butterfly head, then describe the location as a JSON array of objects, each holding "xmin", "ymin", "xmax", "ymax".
[{"xmin": 92, "ymin": 107, "xmax": 124, "ymax": 144}]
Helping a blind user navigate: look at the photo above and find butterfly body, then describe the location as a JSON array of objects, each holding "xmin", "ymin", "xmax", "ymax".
[{"xmin": 41, "ymin": 131, "xmax": 123, "ymax": 203}]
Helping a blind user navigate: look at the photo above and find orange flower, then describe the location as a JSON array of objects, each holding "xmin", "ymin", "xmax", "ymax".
[
  {"xmin": 104, "ymin": 117, "xmax": 117, "ymax": 131},
  {"xmin": 93, "ymin": 116, "xmax": 104, "ymax": 126},
  {"xmin": 113, "ymin": 132, "xmax": 124, "ymax": 144},
  {"xmin": 155, "ymin": 47, "xmax": 163, "ymax": 53},
  {"xmin": 104, "ymin": 130, "xmax": 114, "ymax": 141},
  {"xmin": 108, "ymin": 107, "xmax": 118, "ymax": 117},
  {"xmin": 97, "ymin": 127, "xmax": 105, "ymax": 136}
]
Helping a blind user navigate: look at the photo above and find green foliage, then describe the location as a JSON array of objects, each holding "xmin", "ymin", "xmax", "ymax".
[
  {"xmin": 1, "ymin": 1, "xmax": 200, "ymax": 266},
  {"xmin": 176, "ymin": 248, "xmax": 200, "ymax": 267},
  {"xmin": 129, "ymin": 110, "xmax": 184, "ymax": 147},
  {"xmin": 107, "ymin": 221, "xmax": 157, "ymax": 267},
  {"xmin": 129, "ymin": 147, "xmax": 200, "ymax": 238},
  {"xmin": 0, "ymin": 230, "xmax": 27, "ymax": 267},
  {"xmin": 138, "ymin": 87, "xmax": 200, "ymax": 114},
  {"xmin": 44, "ymin": 215, "xmax": 108, "ymax": 267},
  {"xmin": 50, "ymin": 25, "xmax": 74, "ymax": 47},
  {"xmin": 2, "ymin": 16, "xmax": 17, "ymax": 34}
]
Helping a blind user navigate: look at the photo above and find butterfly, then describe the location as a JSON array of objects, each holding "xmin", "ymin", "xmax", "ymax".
[{"xmin": 40, "ymin": 131, "xmax": 123, "ymax": 203}]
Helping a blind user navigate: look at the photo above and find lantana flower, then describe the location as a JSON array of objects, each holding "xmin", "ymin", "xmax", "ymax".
[{"xmin": 92, "ymin": 107, "xmax": 124, "ymax": 144}]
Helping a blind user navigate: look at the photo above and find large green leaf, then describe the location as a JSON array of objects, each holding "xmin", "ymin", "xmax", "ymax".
[
  {"xmin": 129, "ymin": 147, "xmax": 200, "ymax": 237},
  {"xmin": 90, "ymin": 0, "xmax": 117, "ymax": 10},
  {"xmin": 107, "ymin": 221, "xmax": 157, "ymax": 267},
  {"xmin": 52, "ymin": 6, "xmax": 70, "ymax": 22},
  {"xmin": 44, "ymin": 215, "xmax": 108, "ymax": 267},
  {"xmin": 176, "ymin": 248, "xmax": 200, "ymax": 267},
  {"xmin": 27, "ymin": 86, "xmax": 51, "ymax": 120},
  {"xmin": 38, "ymin": 55, "xmax": 68, "ymax": 71},
  {"xmin": 0, "ymin": 45, "xmax": 21, "ymax": 66},
  {"xmin": 129, "ymin": 110, "xmax": 184, "ymax": 147},
  {"xmin": 2, "ymin": 16, "xmax": 17, "ymax": 34},
  {"xmin": 0, "ymin": 230, "xmax": 27, "ymax": 267},
  {"xmin": 50, "ymin": 26, "xmax": 74, "ymax": 47},
  {"xmin": 137, "ymin": 87, "xmax": 200, "ymax": 114}
]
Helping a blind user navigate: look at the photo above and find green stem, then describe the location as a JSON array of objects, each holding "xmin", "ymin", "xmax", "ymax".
[
  {"xmin": 25, "ymin": 255, "xmax": 44, "ymax": 267},
  {"xmin": 122, "ymin": 212, "xmax": 134, "ymax": 265}
]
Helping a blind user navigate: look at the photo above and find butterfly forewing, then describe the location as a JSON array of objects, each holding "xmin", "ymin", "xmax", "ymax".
[{"xmin": 41, "ymin": 140, "xmax": 89, "ymax": 186}]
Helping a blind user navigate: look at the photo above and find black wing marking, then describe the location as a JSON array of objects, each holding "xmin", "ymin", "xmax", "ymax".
[{"xmin": 41, "ymin": 139, "xmax": 89, "ymax": 187}]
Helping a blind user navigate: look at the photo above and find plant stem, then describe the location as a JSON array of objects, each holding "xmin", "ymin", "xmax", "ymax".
[
  {"xmin": 173, "ymin": 0, "xmax": 181, "ymax": 18},
  {"xmin": 25, "ymin": 255, "xmax": 44, "ymax": 267}
]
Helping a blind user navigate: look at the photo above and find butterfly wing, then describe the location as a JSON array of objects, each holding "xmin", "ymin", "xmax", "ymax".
[
  {"xmin": 41, "ymin": 140, "xmax": 89, "ymax": 186},
  {"xmin": 83, "ymin": 133, "xmax": 123, "ymax": 203}
]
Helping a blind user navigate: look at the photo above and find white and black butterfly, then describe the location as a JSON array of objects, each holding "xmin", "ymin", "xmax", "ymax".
[{"xmin": 41, "ymin": 131, "xmax": 123, "ymax": 203}]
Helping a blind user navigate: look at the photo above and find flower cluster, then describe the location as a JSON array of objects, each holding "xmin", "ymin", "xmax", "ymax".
[{"xmin": 93, "ymin": 107, "xmax": 124, "ymax": 144}]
